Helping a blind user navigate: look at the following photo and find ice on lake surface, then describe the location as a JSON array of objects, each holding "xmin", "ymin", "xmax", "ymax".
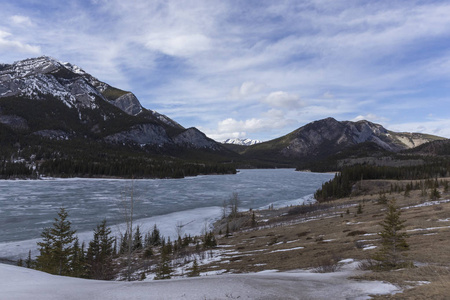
[{"xmin": 0, "ymin": 169, "xmax": 334, "ymax": 260}]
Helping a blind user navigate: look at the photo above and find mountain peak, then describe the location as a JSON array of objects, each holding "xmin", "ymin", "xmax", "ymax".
[
  {"xmin": 0, "ymin": 56, "xmax": 229, "ymax": 154},
  {"xmin": 4, "ymin": 56, "xmax": 64, "ymax": 77},
  {"xmin": 242, "ymin": 118, "xmax": 446, "ymax": 164},
  {"xmin": 223, "ymin": 138, "xmax": 262, "ymax": 146}
]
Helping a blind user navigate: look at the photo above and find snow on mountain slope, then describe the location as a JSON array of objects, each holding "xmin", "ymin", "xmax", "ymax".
[
  {"xmin": 223, "ymin": 138, "xmax": 262, "ymax": 146},
  {"xmin": 0, "ymin": 56, "xmax": 131, "ymax": 112},
  {"xmin": 0, "ymin": 57, "xmax": 229, "ymax": 151}
]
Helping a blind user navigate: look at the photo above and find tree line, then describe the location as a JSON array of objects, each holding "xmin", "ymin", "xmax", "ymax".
[
  {"xmin": 19, "ymin": 207, "xmax": 216, "ymax": 280},
  {"xmin": 315, "ymin": 162, "xmax": 450, "ymax": 201}
]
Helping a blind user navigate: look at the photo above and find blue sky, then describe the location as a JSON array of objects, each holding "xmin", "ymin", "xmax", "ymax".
[{"xmin": 1, "ymin": 0, "xmax": 450, "ymax": 141}]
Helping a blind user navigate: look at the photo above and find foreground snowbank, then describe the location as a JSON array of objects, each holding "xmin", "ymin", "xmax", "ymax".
[{"xmin": 0, "ymin": 261, "xmax": 400, "ymax": 300}]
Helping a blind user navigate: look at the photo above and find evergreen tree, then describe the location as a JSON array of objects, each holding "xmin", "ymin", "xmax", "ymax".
[
  {"xmin": 120, "ymin": 231, "xmax": 128, "ymax": 254},
  {"xmin": 71, "ymin": 237, "xmax": 86, "ymax": 278},
  {"xmin": 25, "ymin": 250, "xmax": 33, "ymax": 268},
  {"xmin": 86, "ymin": 220, "xmax": 115, "ymax": 280},
  {"xmin": 142, "ymin": 246, "xmax": 153, "ymax": 258},
  {"xmin": 17, "ymin": 258, "xmax": 23, "ymax": 267},
  {"xmin": 377, "ymin": 193, "xmax": 388, "ymax": 205},
  {"xmin": 133, "ymin": 225, "xmax": 143, "ymax": 251},
  {"xmin": 35, "ymin": 207, "xmax": 77, "ymax": 276},
  {"xmin": 188, "ymin": 259, "xmax": 200, "ymax": 277},
  {"xmin": 373, "ymin": 199, "xmax": 409, "ymax": 269},
  {"xmin": 357, "ymin": 203, "xmax": 363, "ymax": 214},
  {"xmin": 430, "ymin": 188, "xmax": 441, "ymax": 200},
  {"xmin": 148, "ymin": 224, "xmax": 161, "ymax": 246},
  {"xmin": 203, "ymin": 231, "xmax": 217, "ymax": 248},
  {"xmin": 251, "ymin": 211, "xmax": 257, "ymax": 227},
  {"xmin": 154, "ymin": 253, "xmax": 172, "ymax": 280}
]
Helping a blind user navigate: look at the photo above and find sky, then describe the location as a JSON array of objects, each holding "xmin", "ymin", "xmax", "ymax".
[{"xmin": 1, "ymin": 0, "xmax": 450, "ymax": 142}]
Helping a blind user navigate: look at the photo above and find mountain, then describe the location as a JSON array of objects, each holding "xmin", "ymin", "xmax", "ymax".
[
  {"xmin": 223, "ymin": 138, "xmax": 261, "ymax": 146},
  {"xmin": 0, "ymin": 56, "xmax": 236, "ymax": 178},
  {"xmin": 404, "ymin": 139, "xmax": 450, "ymax": 156},
  {"xmin": 0, "ymin": 56, "xmax": 219, "ymax": 148},
  {"xmin": 1, "ymin": 57, "xmax": 446, "ymax": 178},
  {"xmin": 240, "ymin": 117, "xmax": 445, "ymax": 166}
]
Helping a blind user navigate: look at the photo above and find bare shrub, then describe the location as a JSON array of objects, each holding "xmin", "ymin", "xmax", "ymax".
[
  {"xmin": 358, "ymin": 259, "xmax": 379, "ymax": 270},
  {"xmin": 347, "ymin": 230, "xmax": 367, "ymax": 236},
  {"xmin": 354, "ymin": 240, "xmax": 365, "ymax": 249},
  {"xmin": 314, "ymin": 255, "xmax": 341, "ymax": 273}
]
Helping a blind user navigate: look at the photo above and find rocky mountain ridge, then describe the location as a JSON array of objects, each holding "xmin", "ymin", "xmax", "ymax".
[
  {"xmin": 223, "ymin": 138, "xmax": 262, "ymax": 146},
  {"xmin": 0, "ymin": 56, "xmax": 220, "ymax": 150},
  {"xmin": 241, "ymin": 117, "xmax": 445, "ymax": 164}
]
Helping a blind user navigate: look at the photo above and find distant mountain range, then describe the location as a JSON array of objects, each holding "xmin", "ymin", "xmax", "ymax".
[
  {"xmin": 238, "ymin": 117, "xmax": 446, "ymax": 168},
  {"xmin": 223, "ymin": 138, "xmax": 261, "ymax": 146},
  {"xmin": 0, "ymin": 56, "xmax": 447, "ymax": 178}
]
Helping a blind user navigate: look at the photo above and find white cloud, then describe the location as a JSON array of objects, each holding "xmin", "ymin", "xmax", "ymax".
[
  {"xmin": 323, "ymin": 92, "xmax": 334, "ymax": 98},
  {"xmin": 0, "ymin": 30, "xmax": 40, "ymax": 54},
  {"xmin": 352, "ymin": 114, "xmax": 388, "ymax": 123},
  {"xmin": 203, "ymin": 109, "xmax": 296, "ymax": 141},
  {"xmin": 262, "ymin": 91, "xmax": 305, "ymax": 108},
  {"xmin": 144, "ymin": 33, "xmax": 211, "ymax": 57},
  {"xmin": 1, "ymin": 1, "xmax": 450, "ymax": 141},
  {"xmin": 389, "ymin": 118, "xmax": 450, "ymax": 138},
  {"xmin": 230, "ymin": 81, "xmax": 266, "ymax": 99},
  {"xmin": 10, "ymin": 15, "xmax": 33, "ymax": 27}
]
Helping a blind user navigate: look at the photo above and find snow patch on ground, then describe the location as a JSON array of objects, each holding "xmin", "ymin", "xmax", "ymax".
[
  {"xmin": 402, "ymin": 199, "xmax": 450, "ymax": 210},
  {"xmin": 269, "ymin": 246, "xmax": 304, "ymax": 253},
  {"xmin": 0, "ymin": 260, "xmax": 402, "ymax": 300},
  {"xmin": 407, "ymin": 226, "xmax": 450, "ymax": 232},
  {"xmin": 362, "ymin": 245, "xmax": 377, "ymax": 251}
]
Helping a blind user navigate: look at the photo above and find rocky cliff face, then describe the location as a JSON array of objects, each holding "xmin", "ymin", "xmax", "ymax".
[
  {"xmin": 243, "ymin": 117, "xmax": 445, "ymax": 162},
  {"xmin": 173, "ymin": 128, "xmax": 222, "ymax": 149},
  {"xmin": 0, "ymin": 56, "xmax": 224, "ymax": 152}
]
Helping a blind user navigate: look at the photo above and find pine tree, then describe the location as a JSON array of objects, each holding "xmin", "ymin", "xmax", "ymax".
[
  {"xmin": 148, "ymin": 224, "xmax": 161, "ymax": 246},
  {"xmin": 430, "ymin": 188, "xmax": 441, "ymax": 200},
  {"xmin": 120, "ymin": 231, "xmax": 128, "ymax": 254},
  {"xmin": 357, "ymin": 203, "xmax": 363, "ymax": 214},
  {"xmin": 142, "ymin": 246, "xmax": 153, "ymax": 258},
  {"xmin": 17, "ymin": 258, "xmax": 23, "ymax": 267},
  {"xmin": 133, "ymin": 225, "xmax": 143, "ymax": 251},
  {"xmin": 35, "ymin": 207, "xmax": 77, "ymax": 276},
  {"xmin": 188, "ymin": 259, "xmax": 200, "ymax": 277},
  {"xmin": 25, "ymin": 250, "xmax": 33, "ymax": 268},
  {"xmin": 251, "ymin": 211, "xmax": 257, "ymax": 227},
  {"xmin": 71, "ymin": 237, "xmax": 86, "ymax": 278},
  {"xmin": 86, "ymin": 220, "xmax": 115, "ymax": 280},
  {"xmin": 203, "ymin": 231, "xmax": 217, "ymax": 248},
  {"xmin": 373, "ymin": 199, "xmax": 409, "ymax": 269},
  {"xmin": 154, "ymin": 253, "xmax": 172, "ymax": 280}
]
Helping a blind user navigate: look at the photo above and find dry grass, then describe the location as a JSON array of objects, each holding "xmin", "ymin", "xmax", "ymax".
[{"xmin": 204, "ymin": 179, "xmax": 450, "ymax": 297}]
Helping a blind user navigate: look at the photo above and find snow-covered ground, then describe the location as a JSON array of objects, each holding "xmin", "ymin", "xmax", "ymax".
[{"xmin": 0, "ymin": 260, "xmax": 401, "ymax": 300}]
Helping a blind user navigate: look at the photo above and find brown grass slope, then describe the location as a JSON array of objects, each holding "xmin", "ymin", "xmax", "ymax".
[{"xmin": 208, "ymin": 179, "xmax": 450, "ymax": 298}]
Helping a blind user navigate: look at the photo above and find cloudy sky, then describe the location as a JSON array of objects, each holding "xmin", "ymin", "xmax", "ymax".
[{"xmin": 1, "ymin": 0, "xmax": 450, "ymax": 141}]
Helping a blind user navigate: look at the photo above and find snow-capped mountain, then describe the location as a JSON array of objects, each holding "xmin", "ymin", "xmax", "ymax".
[
  {"xmin": 223, "ymin": 138, "xmax": 261, "ymax": 146},
  {"xmin": 0, "ymin": 56, "xmax": 224, "ymax": 150}
]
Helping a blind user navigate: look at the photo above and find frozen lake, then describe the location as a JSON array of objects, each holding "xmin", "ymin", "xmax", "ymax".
[{"xmin": 0, "ymin": 169, "xmax": 334, "ymax": 260}]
